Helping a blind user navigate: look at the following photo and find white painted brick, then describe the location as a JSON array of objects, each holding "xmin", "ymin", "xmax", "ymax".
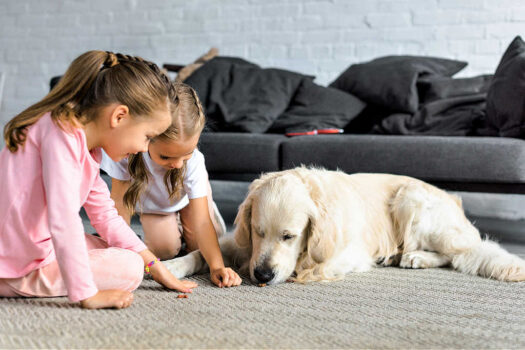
[
  {"xmin": 301, "ymin": 30, "xmax": 341, "ymax": 44},
  {"xmin": 24, "ymin": 0, "xmax": 62, "ymax": 13},
  {"xmin": 484, "ymin": 0, "xmax": 525, "ymax": 9},
  {"xmin": 310, "ymin": 45, "xmax": 331, "ymax": 59},
  {"xmin": 252, "ymin": 32, "xmax": 302, "ymax": 45},
  {"xmin": 259, "ymin": 4, "xmax": 301, "ymax": 18},
  {"xmin": 16, "ymin": 14, "xmax": 50, "ymax": 28},
  {"xmin": 447, "ymin": 40, "xmax": 477, "ymax": 56},
  {"xmin": 128, "ymin": 23, "xmax": 164, "ymax": 35},
  {"xmin": 1, "ymin": 0, "xmax": 523, "ymax": 132},
  {"xmin": 88, "ymin": 0, "xmax": 132, "ymax": 11},
  {"xmin": 219, "ymin": 45, "xmax": 249, "ymax": 57},
  {"xmin": 203, "ymin": 20, "xmax": 240, "ymax": 33},
  {"xmin": 321, "ymin": 14, "xmax": 367, "ymax": 29},
  {"xmin": 183, "ymin": 6, "xmax": 220, "ymax": 20},
  {"xmin": 381, "ymin": 27, "xmax": 435, "ymax": 41},
  {"xmin": 486, "ymin": 23, "xmax": 525, "ymax": 38},
  {"xmin": 3, "ymin": 2, "xmax": 29, "ymax": 14},
  {"xmin": 510, "ymin": 10, "xmax": 525, "ymax": 21},
  {"xmin": 182, "ymin": 34, "xmax": 222, "ymax": 46},
  {"xmin": 413, "ymin": 11, "xmax": 463, "ymax": 26},
  {"xmin": 435, "ymin": 26, "xmax": 486, "ymax": 40},
  {"xmin": 333, "ymin": 45, "xmax": 355, "ymax": 59},
  {"xmin": 365, "ymin": 13, "xmax": 411, "ymax": 28},
  {"xmin": 463, "ymin": 11, "xmax": 507, "ymax": 24},
  {"xmin": 112, "ymin": 35, "xmax": 151, "ymax": 49},
  {"xmin": 438, "ymin": 0, "xmax": 485, "ymax": 10},
  {"xmin": 164, "ymin": 20, "xmax": 205, "ymax": 34},
  {"xmin": 289, "ymin": 46, "xmax": 310, "ymax": 60},
  {"xmin": 15, "ymin": 84, "xmax": 47, "ymax": 99},
  {"xmin": 60, "ymin": 1, "xmax": 90, "ymax": 14},
  {"xmin": 219, "ymin": 5, "xmax": 254, "ymax": 18},
  {"xmin": 148, "ymin": 9, "xmax": 184, "ymax": 22},
  {"xmin": 474, "ymin": 39, "xmax": 502, "ymax": 54},
  {"xmin": 249, "ymin": 45, "xmax": 288, "ymax": 59},
  {"xmin": 377, "ymin": 0, "xmax": 439, "ymax": 12},
  {"xmin": 467, "ymin": 54, "xmax": 501, "ymax": 72}
]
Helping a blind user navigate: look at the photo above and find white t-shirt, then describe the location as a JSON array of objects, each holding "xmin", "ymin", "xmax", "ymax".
[{"xmin": 100, "ymin": 149, "xmax": 209, "ymax": 214}]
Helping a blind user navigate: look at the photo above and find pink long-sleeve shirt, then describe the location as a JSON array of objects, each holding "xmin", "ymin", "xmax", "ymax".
[{"xmin": 0, "ymin": 113, "xmax": 147, "ymax": 302}]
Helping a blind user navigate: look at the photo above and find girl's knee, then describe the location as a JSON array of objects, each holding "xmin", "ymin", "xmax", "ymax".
[
  {"xmin": 147, "ymin": 237, "xmax": 182, "ymax": 260},
  {"xmin": 90, "ymin": 248, "xmax": 144, "ymax": 292}
]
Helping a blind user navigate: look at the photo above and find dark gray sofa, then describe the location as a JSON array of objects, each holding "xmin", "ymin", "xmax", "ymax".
[
  {"xmin": 200, "ymin": 132, "xmax": 525, "ymax": 193},
  {"xmin": 199, "ymin": 132, "xmax": 525, "ymax": 224}
]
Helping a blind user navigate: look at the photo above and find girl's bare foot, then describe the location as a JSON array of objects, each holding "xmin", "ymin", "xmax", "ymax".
[{"xmin": 80, "ymin": 290, "xmax": 134, "ymax": 309}]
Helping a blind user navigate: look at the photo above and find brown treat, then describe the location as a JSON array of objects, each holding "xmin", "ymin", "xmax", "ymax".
[
  {"xmin": 257, "ymin": 283, "xmax": 267, "ymax": 287},
  {"xmin": 177, "ymin": 294, "xmax": 188, "ymax": 299}
]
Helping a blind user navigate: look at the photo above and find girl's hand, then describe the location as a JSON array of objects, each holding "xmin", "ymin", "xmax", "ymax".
[
  {"xmin": 80, "ymin": 290, "xmax": 134, "ymax": 309},
  {"xmin": 150, "ymin": 261, "xmax": 198, "ymax": 293},
  {"xmin": 210, "ymin": 267, "xmax": 242, "ymax": 288}
]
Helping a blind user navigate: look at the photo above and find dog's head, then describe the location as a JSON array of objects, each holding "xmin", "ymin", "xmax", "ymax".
[{"xmin": 234, "ymin": 169, "xmax": 336, "ymax": 285}]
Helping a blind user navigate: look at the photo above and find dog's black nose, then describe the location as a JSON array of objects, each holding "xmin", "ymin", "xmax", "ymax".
[{"xmin": 254, "ymin": 266, "xmax": 275, "ymax": 283}]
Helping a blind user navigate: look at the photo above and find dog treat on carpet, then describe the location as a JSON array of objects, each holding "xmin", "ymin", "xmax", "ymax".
[
  {"xmin": 257, "ymin": 283, "xmax": 267, "ymax": 287},
  {"xmin": 177, "ymin": 294, "xmax": 188, "ymax": 298}
]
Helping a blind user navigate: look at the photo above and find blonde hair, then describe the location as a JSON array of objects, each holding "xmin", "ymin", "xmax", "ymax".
[
  {"xmin": 3, "ymin": 50, "xmax": 172, "ymax": 152},
  {"xmin": 123, "ymin": 83, "xmax": 206, "ymax": 214}
]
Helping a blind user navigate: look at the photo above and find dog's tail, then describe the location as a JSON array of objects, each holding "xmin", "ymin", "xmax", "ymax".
[{"xmin": 451, "ymin": 239, "xmax": 525, "ymax": 281}]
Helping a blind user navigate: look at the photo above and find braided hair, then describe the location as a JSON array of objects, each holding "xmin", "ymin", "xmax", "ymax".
[{"xmin": 123, "ymin": 83, "xmax": 206, "ymax": 214}]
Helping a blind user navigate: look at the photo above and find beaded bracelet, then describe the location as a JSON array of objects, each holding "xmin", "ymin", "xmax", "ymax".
[{"xmin": 145, "ymin": 258, "xmax": 160, "ymax": 274}]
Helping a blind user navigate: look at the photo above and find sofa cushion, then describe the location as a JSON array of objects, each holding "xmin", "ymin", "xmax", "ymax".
[
  {"xmin": 199, "ymin": 133, "xmax": 287, "ymax": 175},
  {"xmin": 281, "ymin": 135, "xmax": 525, "ymax": 183},
  {"xmin": 486, "ymin": 36, "xmax": 525, "ymax": 138}
]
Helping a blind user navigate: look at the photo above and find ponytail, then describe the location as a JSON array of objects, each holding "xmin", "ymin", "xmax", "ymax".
[{"xmin": 4, "ymin": 50, "xmax": 172, "ymax": 152}]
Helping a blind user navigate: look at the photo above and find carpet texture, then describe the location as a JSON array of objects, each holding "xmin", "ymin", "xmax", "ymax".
[{"xmin": 1, "ymin": 243, "xmax": 525, "ymax": 349}]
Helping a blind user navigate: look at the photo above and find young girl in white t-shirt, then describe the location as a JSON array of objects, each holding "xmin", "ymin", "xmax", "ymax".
[{"xmin": 101, "ymin": 83, "xmax": 241, "ymax": 288}]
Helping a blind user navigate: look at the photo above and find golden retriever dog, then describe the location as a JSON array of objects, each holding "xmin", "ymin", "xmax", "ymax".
[{"xmin": 164, "ymin": 167, "xmax": 525, "ymax": 285}]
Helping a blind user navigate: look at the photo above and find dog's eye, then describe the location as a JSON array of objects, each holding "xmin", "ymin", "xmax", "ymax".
[
  {"xmin": 282, "ymin": 234, "xmax": 294, "ymax": 241},
  {"xmin": 256, "ymin": 230, "xmax": 264, "ymax": 238}
]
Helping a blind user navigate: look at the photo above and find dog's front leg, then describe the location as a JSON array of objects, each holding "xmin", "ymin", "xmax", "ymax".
[{"xmin": 163, "ymin": 250, "xmax": 207, "ymax": 279}]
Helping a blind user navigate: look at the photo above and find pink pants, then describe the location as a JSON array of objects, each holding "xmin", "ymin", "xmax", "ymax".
[{"xmin": 0, "ymin": 234, "xmax": 144, "ymax": 298}]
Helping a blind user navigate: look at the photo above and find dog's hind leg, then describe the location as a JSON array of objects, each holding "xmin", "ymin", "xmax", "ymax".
[{"xmin": 399, "ymin": 250, "xmax": 451, "ymax": 269}]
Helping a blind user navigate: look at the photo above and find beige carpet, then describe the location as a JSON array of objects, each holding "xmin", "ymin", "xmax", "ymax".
[{"xmin": 1, "ymin": 243, "xmax": 525, "ymax": 349}]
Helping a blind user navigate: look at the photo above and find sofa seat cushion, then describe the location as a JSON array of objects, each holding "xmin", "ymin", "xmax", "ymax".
[
  {"xmin": 282, "ymin": 135, "xmax": 525, "ymax": 183},
  {"xmin": 199, "ymin": 133, "xmax": 287, "ymax": 176}
]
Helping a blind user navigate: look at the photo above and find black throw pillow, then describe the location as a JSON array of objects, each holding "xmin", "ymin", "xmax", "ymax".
[
  {"xmin": 269, "ymin": 79, "xmax": 366, "ymax": 135},
  {"xmin": 329, "ymin": 55, "xmax": 467, "ymax": 113},
  {"xmin": 486, "ymin": 36, "xmax": 525, "ymax": 138},
  {"xmin": 417, "ymin": 74, "xmax": 493, "ymax": 104},
  {"xmin": 185, "ymin": 57, "xmax": 312, "ymax": 133}
]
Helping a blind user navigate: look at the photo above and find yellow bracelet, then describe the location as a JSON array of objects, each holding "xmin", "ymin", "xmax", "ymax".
[{"xmin": 145, "ymin": 258, "xmax": 160, "ymax": 274}]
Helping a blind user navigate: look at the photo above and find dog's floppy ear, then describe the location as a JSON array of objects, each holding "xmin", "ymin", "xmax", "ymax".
[
  {"xmin": 233, "ymin": 178, "xmax": 264, "ymax": 249},
  {"xmin": 234, "ymin": 195, "xmax": 253, "ymax": 249},
  {"xmin": 301, "ymin": 174, "xmax": 336, "ymax": 265}
]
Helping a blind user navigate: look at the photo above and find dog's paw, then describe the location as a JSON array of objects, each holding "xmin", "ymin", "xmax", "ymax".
[
  {"xmin": 163, "ymin": 258, "xmax": 190, "ymax": 279},
  {"xmin": 399, "ymin": 252, "xmax": 428, "ymax": 269}
]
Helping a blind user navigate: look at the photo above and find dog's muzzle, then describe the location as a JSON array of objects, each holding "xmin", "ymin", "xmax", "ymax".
[{"xmin": 253, "ymin": 265, "xmax": 275, "ymax": 283}]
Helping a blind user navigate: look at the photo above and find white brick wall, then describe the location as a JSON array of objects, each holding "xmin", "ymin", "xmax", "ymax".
[
  {"xmin": 0, "ymin": 0, "xmax": 524, "ymax": 221},
  {"xmin": 1, "ymin": 0, "xmax": 524, "ymax": 126}
]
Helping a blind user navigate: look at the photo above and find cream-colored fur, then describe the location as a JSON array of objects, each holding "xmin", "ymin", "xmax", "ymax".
[{"xmin": 164, "ymin": 167, "xmax": 525, "ymax": 284}]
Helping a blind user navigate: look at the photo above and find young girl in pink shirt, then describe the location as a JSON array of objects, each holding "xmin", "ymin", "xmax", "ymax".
[{"xmin": 0, "ymin": 50, "xmax": 197, "ymax": 309}]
